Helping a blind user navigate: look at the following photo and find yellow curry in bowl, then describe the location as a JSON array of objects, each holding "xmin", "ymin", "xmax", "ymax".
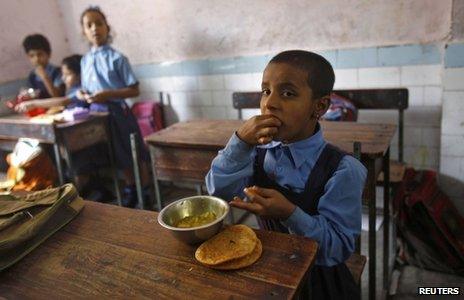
[{"xmin": 175, "ymin": 211, "xmax": 217, "ymax": 228}]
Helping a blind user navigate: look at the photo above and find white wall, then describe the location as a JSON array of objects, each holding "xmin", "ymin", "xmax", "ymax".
[
  {"xmin": 58, "ymin": 0, "xmax": 451, "ymax": 65},
  {"xmin": 441, "ymin": 69, "xmax": 464, "ymax": 180},
  {"xmin": 0, "ymin": 0, "xmax": 69, "ymax": 83}
]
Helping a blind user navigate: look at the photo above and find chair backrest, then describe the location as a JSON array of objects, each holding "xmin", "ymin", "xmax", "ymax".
[
  {"xmin": 232, "ymin": 92, "xmax": 261, "ymax": 120},
  {"xmin": 232, "ymin": 88, "xmax": 409, "ymax": 162},
  {"xmin": 336, "ymin": 89, "xmax": 408, "ymax": 162}
]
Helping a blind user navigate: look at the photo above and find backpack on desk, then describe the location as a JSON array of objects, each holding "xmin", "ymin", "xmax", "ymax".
[
  {"xmin": 0, "ymin": 184, "xmax": 84, "ymax": 271},
  {"xmin": 131, "ymin": 101, "xmax": 164, "ymax": 138},
  {"xmin": 322, "ymin": 93, "xmax": 358, "ymax": 122}
]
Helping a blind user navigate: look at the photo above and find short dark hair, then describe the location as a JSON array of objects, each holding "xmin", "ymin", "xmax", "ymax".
[
  {"xmin": 22, "ymin": 34, "xmax": 51, "ymax": 54},
  {"xmin": 62, "ymin": 54, "xmax": 82, "ymax": 75},
  {"xmin": 269, "ymin": 50, "xmax": 335, "ymax": 99}
]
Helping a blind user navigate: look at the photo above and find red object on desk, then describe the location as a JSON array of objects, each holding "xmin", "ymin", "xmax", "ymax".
[{"xmin": 25, "ymin": 107, "xmax": 46, "ymax": 117}]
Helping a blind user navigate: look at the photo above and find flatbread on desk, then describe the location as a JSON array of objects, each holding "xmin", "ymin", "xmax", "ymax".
[
  {"xmin": 195, "ymin": 224, "xmax": 258, "ymax": 266},
  {"xmin": 210, "ymin": 239, "xmax": 262, "ymax": 270}
]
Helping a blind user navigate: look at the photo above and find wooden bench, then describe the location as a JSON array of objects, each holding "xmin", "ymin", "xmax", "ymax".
[{"xmin": 346, "ymin": 253, "xmax": 368, "ymax": 284}]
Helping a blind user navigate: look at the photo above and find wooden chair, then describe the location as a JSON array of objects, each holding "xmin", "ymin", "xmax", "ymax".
[
  {"xmin": 346, "ymin": 253, "xmax": 367, "ymax": 285},
  {"xmin": 232, "ymin": 88, "xmax": 409, "ymax": 183},
  {"xmin": 232, "ymin": 92, "xmax": 261, "ymax": 120},
  {"xmin": 131, "ymin": 93, "xmax": 166, "ymax": 210},
  {"xmin": 335, "ymin": 89, "xmax": 408, "ymax": 183}
]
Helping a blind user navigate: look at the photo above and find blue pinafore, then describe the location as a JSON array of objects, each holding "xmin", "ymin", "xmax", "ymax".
[{"xmin": 253, "ymin": 144, "xmax": 359, "ymax": 299}]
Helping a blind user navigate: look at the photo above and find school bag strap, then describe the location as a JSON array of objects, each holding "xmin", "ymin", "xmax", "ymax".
[{"xmin": 0, "ymin": 184, "xmax": 84, "ymax": 271}]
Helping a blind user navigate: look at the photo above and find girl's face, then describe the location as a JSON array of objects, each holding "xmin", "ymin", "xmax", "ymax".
[
  {"xmin": 260, "ymin": 62, "xmax": 328, "ymax": 143},
  {"xmin": 61, "ymin": 65, "xmax": 79, "ymax": 90},
  {"xmin": 82, "ymin": 11, "xmax": 109, "ymax": 46}
]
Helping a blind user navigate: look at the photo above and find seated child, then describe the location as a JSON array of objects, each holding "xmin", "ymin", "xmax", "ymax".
[
  {"xmin": 17, "ymin": 54, "xmax": 109, "ymax": 198},
  {"xmin": 22, "ymin": 34, "xmax": 65, "ymax": 98},
  {"xmin": 16, "ymin": 54, "xmax": 87, "ymax": 112},
  {"xmin": 206, "ymin": 50, "xmax": 367, "ymax": 299}
]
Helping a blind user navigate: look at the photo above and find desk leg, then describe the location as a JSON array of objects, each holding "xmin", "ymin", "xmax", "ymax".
[
  {"xmin": 130, "ymin": 133, "xmax": 144, "ymax": 209},
  {"xmin": 149, "ymin": 146, "xmax": 162, "ymax": 211},
  {"xmin": 53, "ymin": 144, "xmax": 65, "ymax": 185},
  {"xmin": 106, "ymin": 138, "xmax": 121, "ymax": 206},
  {"xmin": 383, "ymin": 147, "xmax": 390, "ymax": 292},
  {"xmin": 367, "ymin": 159, "xmax": 376, "ymax": 300},
  {"xmin": 102, "ymin": 119, "xmax": 122, "ymax": 206}
]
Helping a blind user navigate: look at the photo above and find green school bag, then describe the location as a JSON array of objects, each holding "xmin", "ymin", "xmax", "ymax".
[{"xmin": 0, "ymin": 184, "xmax": 84, "ymax": 271}]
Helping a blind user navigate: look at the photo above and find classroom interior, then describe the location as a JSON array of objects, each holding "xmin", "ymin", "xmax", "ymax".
[{"xmin": 0, "ymin": 0, "xmax": 463, "ymax": 299}]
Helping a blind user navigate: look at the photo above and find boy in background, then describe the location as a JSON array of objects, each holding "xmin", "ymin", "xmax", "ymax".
[{"xmin": 22, "ymin": 34, "xmax": 64, "ymax": 98}]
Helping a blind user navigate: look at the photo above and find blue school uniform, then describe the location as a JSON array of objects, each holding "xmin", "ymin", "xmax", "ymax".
[
  {"xmin": 81, "ymin": 44, "xmax": 148, "ymax": 169},
  {"xmin": 206, "ymin": 123, "xmax": 367, "ymax": 299},
  {"xmin": 27, "ymin": 64, "xmax": 63, "ymax": 99}
]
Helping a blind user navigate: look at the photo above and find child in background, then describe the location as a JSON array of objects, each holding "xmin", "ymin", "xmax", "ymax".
[
  {"xmin": 79, "ymin": 6, "xmax": 150, "ymax": 208},
  {"xmin": 22, "ymin": 34, "xmax": 64, "ymax": 98},
  {"xmin": 206, "ymin": 50, "xmax": 366, "ymax": 299},
  {"xmin": 16, "ymin": 54, "xmax": 87, "ymax": 112},
  {"xmin": 16, "ymin": 54, "xmax": 111, "ymax": 199}
]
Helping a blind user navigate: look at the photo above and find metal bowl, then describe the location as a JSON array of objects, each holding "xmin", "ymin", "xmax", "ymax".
[{"xmin": 157, "ymin": 195, "xmax": 229, "ymax": 244}]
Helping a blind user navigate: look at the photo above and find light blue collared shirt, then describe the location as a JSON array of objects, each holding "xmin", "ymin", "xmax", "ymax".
[
  {"xmin": 206, "ymin": 126, "xmax": 367, "ymax": 266},
  {"xmin": 81, "ymin": 44, "xmax": 138, "ymax": 111}
]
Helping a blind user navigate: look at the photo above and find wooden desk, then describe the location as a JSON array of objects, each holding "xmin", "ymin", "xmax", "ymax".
[
  {"xmin": 146, "ymin": 119, "xmax": 396, "ymax": 300},
  {"xmin": 0, "ymin": 201, "xmax": 318, "ymax": 299},
  {"xmin": 0, "ymin": 114, "xmax": 121, "ymax": 203}
]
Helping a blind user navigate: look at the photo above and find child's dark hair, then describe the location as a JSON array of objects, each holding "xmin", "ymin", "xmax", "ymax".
[
  {"xmin": 62, "ymin": 54, "xmax": 82, "ymax": 76},
  {"xmin": 80, "ymin": 6, "xmax": 112, "ymax": 43},
  {"xmin": 269, "ymin": 50, "xmax": 335, "ymax": 99},
  {"xmin": 22, "ymin": 34, "xmax": 51, "ymax": 54}
]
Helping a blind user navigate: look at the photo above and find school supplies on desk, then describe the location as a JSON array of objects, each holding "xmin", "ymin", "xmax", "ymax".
[
  {"xmin": 4, "ymin": 88, "xmax": 46, "ymax": 117},
  {"xmin": 62, "ymin": 107, "xmax": 90, "ymax": 121}
]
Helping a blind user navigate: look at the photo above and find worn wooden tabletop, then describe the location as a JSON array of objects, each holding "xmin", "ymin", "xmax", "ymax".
[
  {"xmin": 0, "ymin": 113, "xmax": 109, "ymax": 143},
  {"xmin": 145, "ymin": 119, "xmax": 396, "ymax": 158},
  {"xmin": 0, "ymin": 201, "xmax": 318, "ymax": 299}
]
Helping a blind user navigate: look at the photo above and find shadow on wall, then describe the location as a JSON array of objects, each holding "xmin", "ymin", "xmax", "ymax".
[
  {"xmin": 161, "ymin": 93, "xmax": 180, "ymax": 125},
  {"xmin": 438, "ymin": 173, "xmax": 464, "ymax": 216}
]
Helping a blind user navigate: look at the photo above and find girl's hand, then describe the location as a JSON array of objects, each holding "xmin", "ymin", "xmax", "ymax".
[
  {"xmin": 76, "ymin": 90, "xmax": 89, "ymax": 101},
  {"xmin": 15, "ymin": 101, "xmax": 36, "ymax": 113},
  {"xmin": 236, "ymin": 115, "xmax": 281, "ymax": 145},
  {"xmin": 87, "ymin": 90, "xmax": 111, "ymax": 103},
  {"xmin": 230, "ymin": 186, "xmax": 296, "ymax": 220}
]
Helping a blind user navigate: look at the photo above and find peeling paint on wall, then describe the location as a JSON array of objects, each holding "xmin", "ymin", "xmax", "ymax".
[
  {"xmin": 58, "ymin": 0, "xmax": 453, "ymax": 65},
  {"xmin": 452, "ymin": 0, "xmax": 464, "ymax": 41},
  {"xmin": 0, "ymin": 0, "xmax": 455, "ymax": 83}
]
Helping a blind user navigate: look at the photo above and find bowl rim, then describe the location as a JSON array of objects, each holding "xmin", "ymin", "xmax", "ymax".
[{"xmin": 157, "ymin": 195, "xmax": 230, "ymax": 231}]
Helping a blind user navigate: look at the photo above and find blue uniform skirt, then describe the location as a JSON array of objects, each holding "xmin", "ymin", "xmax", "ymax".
[{"xmin": 92, "ymin": 100, "xmax": 149, "ymax": 170}]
